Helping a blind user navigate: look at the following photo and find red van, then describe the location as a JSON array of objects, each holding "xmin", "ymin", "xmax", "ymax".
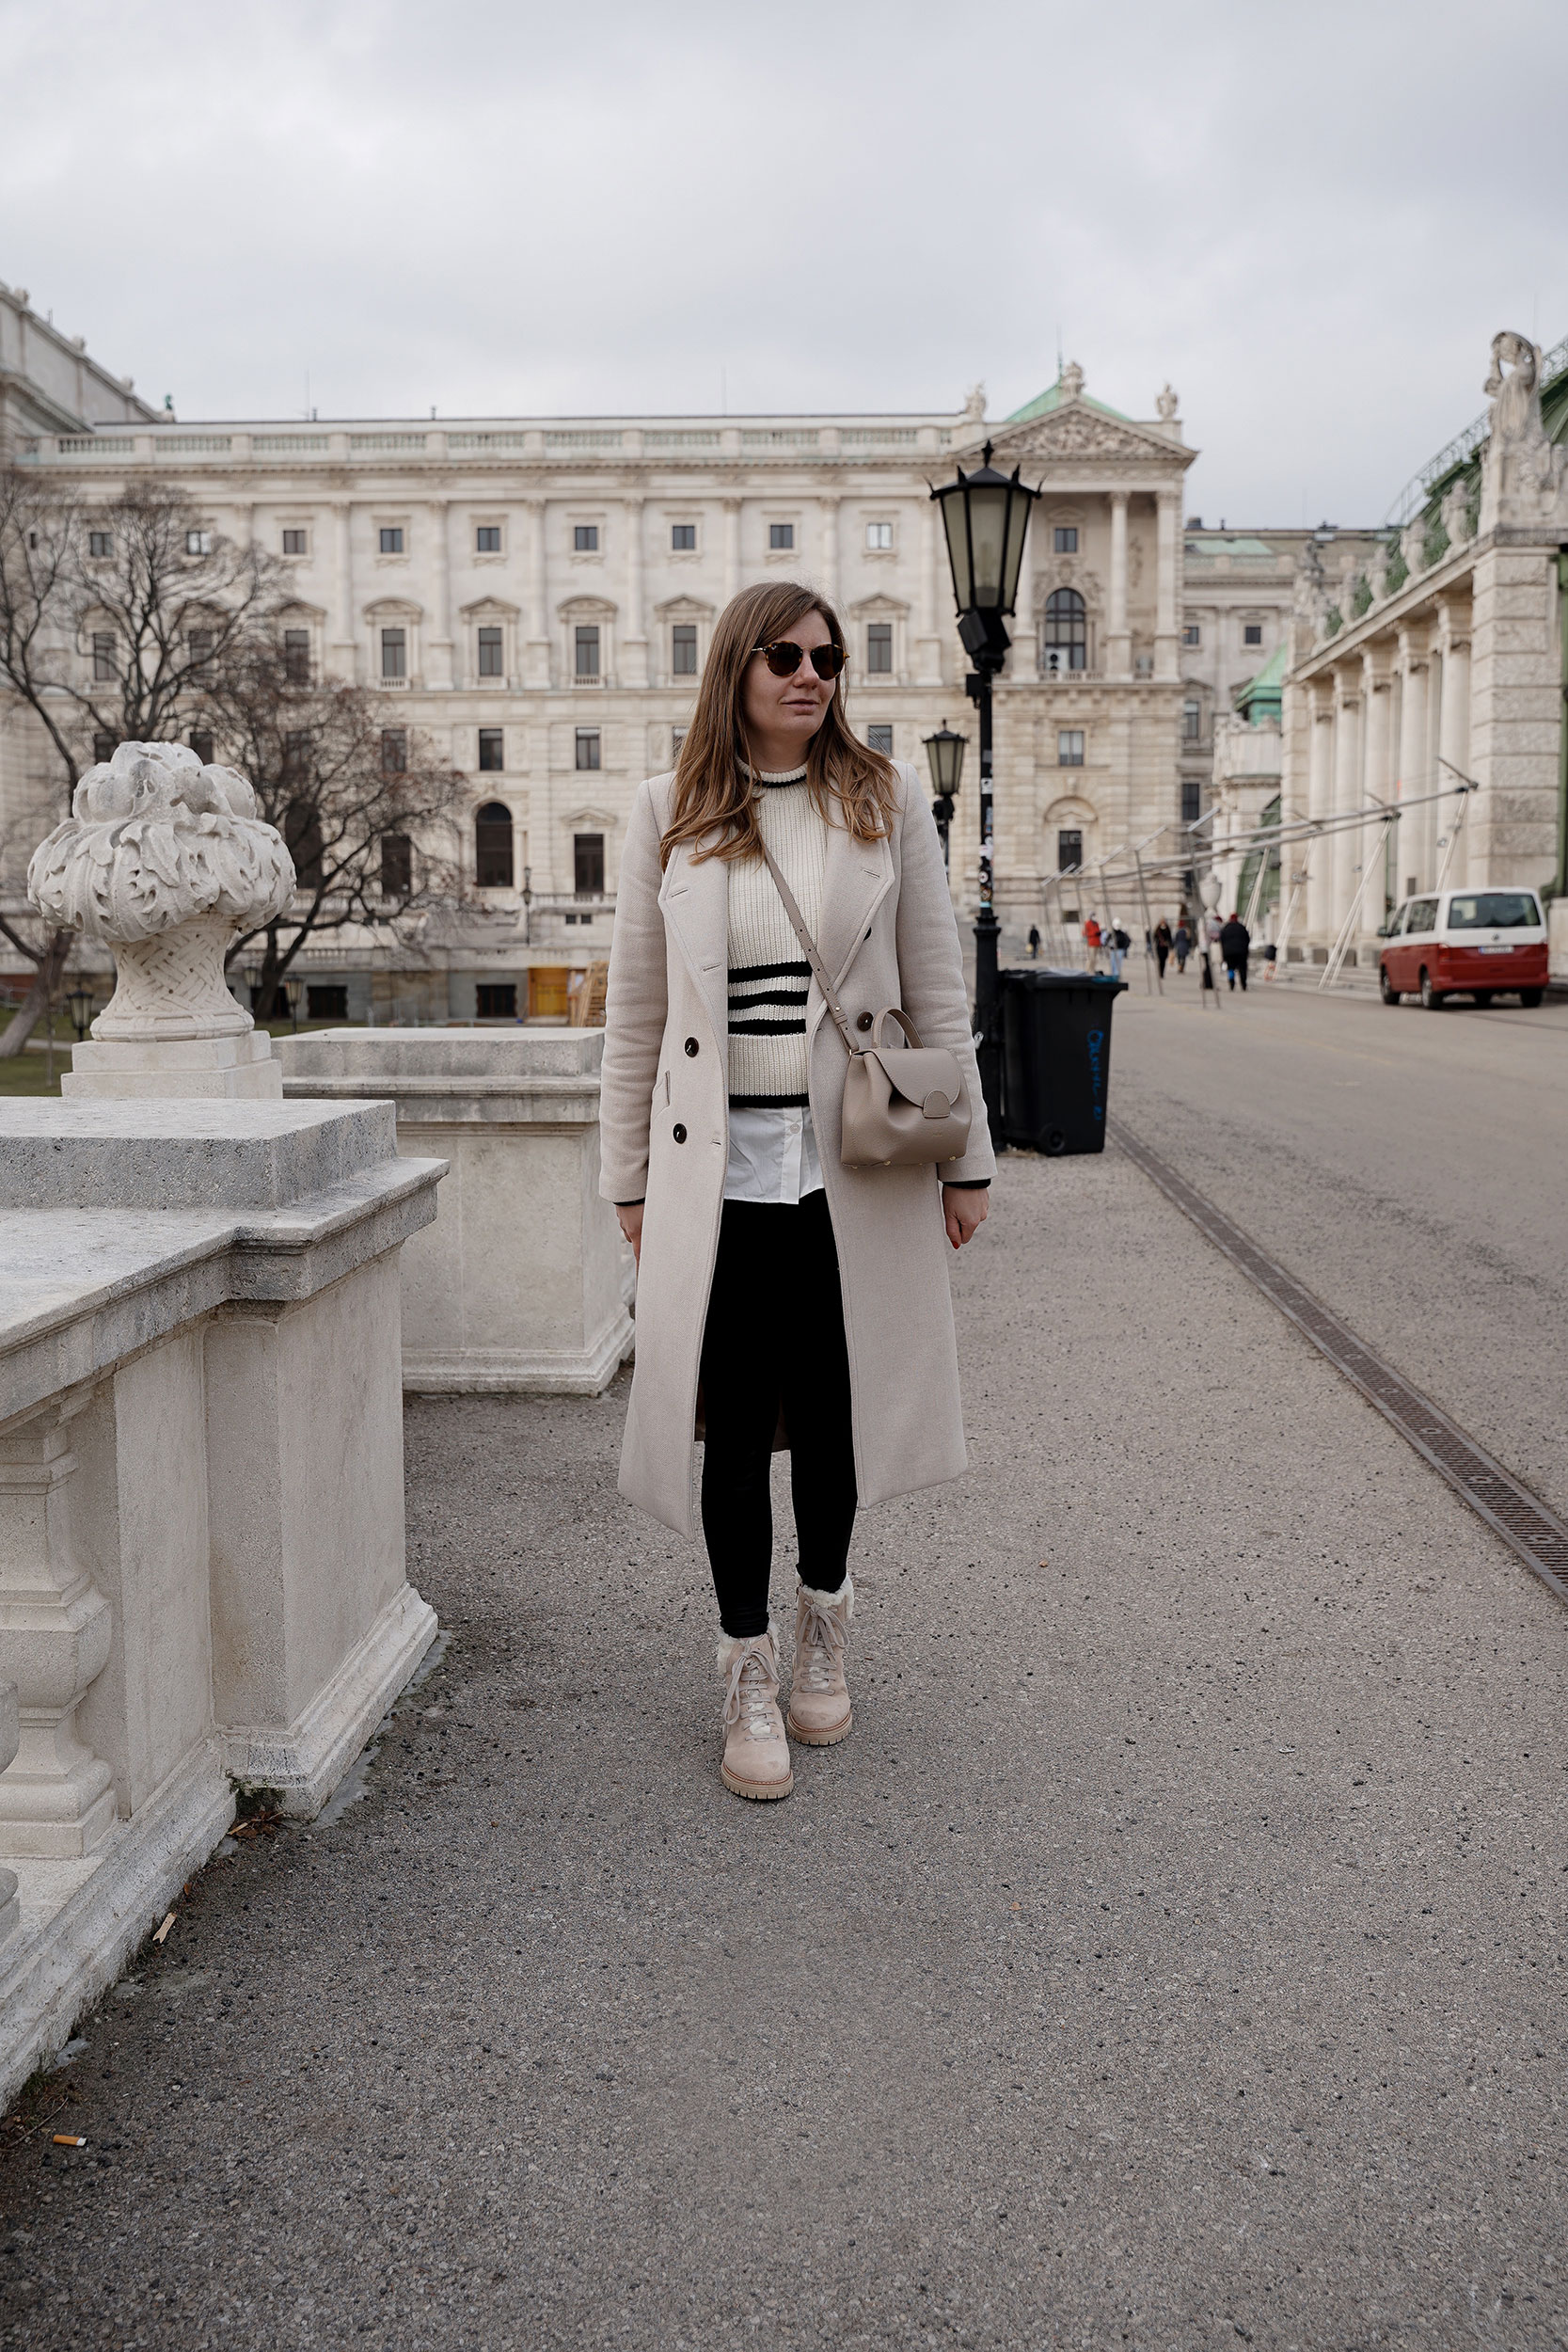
[{"xmin": 1379, "ymin": 887, "xmax": 1547, "ymax": 1009}]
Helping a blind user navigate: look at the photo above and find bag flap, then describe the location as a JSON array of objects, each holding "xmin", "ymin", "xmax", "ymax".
[{"xmin": 863, "ymin": 1044, "xmax": 965, "ymax": 1120}]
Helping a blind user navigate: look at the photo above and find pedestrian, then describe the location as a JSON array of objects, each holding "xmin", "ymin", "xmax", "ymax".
[
  {"xmin": 1172, "ymin": 919, "xmax": 1190, "ymax": 974},
  {"xmin": 1083, "ymin": 913, "xmax": 1102, "ymax": 972},
  {"xmin": 599, "ymin": 580, "xmax": 993, "ymax": 1804},
  {"xmin": 1219, "ymin": 910, "xmax": 1251, "ymax": 992},
  {"xmin": 1027, "ymin": 923, "xmax": 1041, "ymax": 961},
  {"xmin": 1106, "ymin": 924, "xmax": 1131, "ymax": 981},
  {"xmin": 1153, "ymin": 917, "xmax": 1172, "ymax": 978}
]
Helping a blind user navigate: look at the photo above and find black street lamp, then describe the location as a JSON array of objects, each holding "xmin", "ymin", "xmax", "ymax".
[
  {"xmin": 922, "ymin": 722, "xmax": 967, "ymax": 871},
  {"xmin": 64, "ymin": 984, "xmax": 97, "ymax": 1041},
  {"xmin": 930, "ymin": 440, "xmax": 1040, "ymax": 1144}
]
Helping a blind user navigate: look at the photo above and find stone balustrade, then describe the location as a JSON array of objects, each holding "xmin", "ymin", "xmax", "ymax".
[{"xmin": 277, "ymin": 1029, "xmax": 634, "ymax": 1394}]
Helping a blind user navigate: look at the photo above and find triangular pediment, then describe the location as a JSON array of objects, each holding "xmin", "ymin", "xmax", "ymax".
[{"xmin": 987, "ymin": 404, "xmax": 1195, "ymax": 469}]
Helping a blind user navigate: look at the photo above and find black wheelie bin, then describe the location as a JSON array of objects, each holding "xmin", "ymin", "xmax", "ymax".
[{"xmin": 997, "ymin": 969, "xmax": 1128, "ymax": 1154}]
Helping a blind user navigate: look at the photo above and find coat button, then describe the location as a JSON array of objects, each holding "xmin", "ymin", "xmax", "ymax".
[
  {"xmin": 673, "ymin": 1123, "xmax": 688, "ymax": 1144},
  {"xmin": 684, "ymin": 1037, "xmax": 699, "ymax": 1056},
  {"xmin": 856, "ymin": 1011, "xmax": 873, "ymax": 1032}
]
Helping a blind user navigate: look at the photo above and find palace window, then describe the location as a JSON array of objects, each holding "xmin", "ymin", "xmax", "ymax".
[
  {"xmin": 865, "ymin": 521, "xmax": 893, "ymax": 551},
  {"xmin": 1182, "ymin": 621, "xmax": 1200, "ymax": 646},
  {"xmin": 574, "ymin": 524, "xmax": 599, "ymax": 552},
  {"xmin": 88, "ymin": 531, "xmax": 113, "ymax": 558},
  {"xmin": 478, "ymin": 625, "xmax": 503, "ymax": 676},
  {"xmin": 1058, "ymin": 829, "xmax": 1084, "ymax": 874},
  {"xmin": 477, "ymin": 983, "xmax": 517, "ymax": 1019},
  {"xmin": 92, "ymin": 631, "xmax": 116, "ymax": 679},
  {"xmin": 282, "ymin": 529, "xmax": 308, "ymax": 556},
  {"xmin": 308, "ymin": 984, "xmax": 349, "ymax": 1022},
  {"xmin": 769, "ymin": 522, "xmax": 794, "ymax": 550},
  {"xmin": 190, "ymin": 730, "xmax": 214, "ymax": 766},
  {"xmin": 672, "ymin": 623, "xmax": 698, "ymax": 676},
  {"xmin": 671, "ymin": 523, "xmax": 696, "ymax": 550},
  {"xmin": 93, "ymin": 732, "xmax": 116, "ymax": 765},
  {"xmin": 671, "ymin": 725, "xmax": 687, "ymax": 755},
  {"xmin": 478, "ymin": 727, "xmax": 504, "ymax": 771},
  {"xmin": 381, "ymin": 628, "xmax": 406, "ymax": 678},
  {"xmin": 1057, "ymin": 729, "xmax": 1085, "ymax": 767},
  {"xmin": 1182, "ymin": 699, "xmax": 1202, "ymax": 740},
  {"xmin": 1243, "ymin": 622, "xmax": 1263, "ymax": 646},
  {"xmin": 379, "ymin": 527, "xmax": 404, "ymax": 554},
  {"xmin": 381, "ymin": 833, "xmax": 413, "ymax": 896},
  {"xmin": 1053, "ymin": 527, "xmax": 1078, "ymax": 553},
  {"xmin": 1042, "ymin": 588, "xmax": 1086, "ymax": 672},
  {"xmin": 188, "ymin": 629, "xmax": 214, "ymax": 676},
  {"xmin": 866, "ymin": 724, "xmax": 893, "ymax": 754},
  {"xmin": 576, "ymin": 728, "xmax": 601, "ymax": 771},
  {"xmin": 575, "ymin": 625, "xmax": 600, "ymax": 677},
  {"xmin": 283, "ymin": 628, "xmax": 310, "ymax": 683},
  {"xmin": 1181, "ymin": 781, "xmax": 1201, "ymax": 823},
  {"xmin": 476, "ymin": 525, "xmax": 501, "ymax": 552},
  {"xmin": 185, "ymin": 529, "xmax": 213, "ymax": 556},
  {"xmin": 475, "ymin": 802, "xmax": 514, "ymax": 887},
  {"xmin": 574, "ymin": 832, "xmax": 606, "ymax": 895},
  {"xmin": 282, "ymin": 728, "xmax": 310, "ymax": 783},
  {"xmin": 866, "ymin": 622, "xmax": 893, "ymax": 675},
  {"xmin": 381, "ymin": 728, "xmax": 407, "ymax": 772},
  {"xmin": 284, "ymin": 801, "xmax": 324, "ymax": 888}
]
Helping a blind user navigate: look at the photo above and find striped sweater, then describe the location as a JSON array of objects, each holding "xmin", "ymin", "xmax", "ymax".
[{"xmin": 726, "ymin": 768, "xmax": 827, "ymax": 1107}]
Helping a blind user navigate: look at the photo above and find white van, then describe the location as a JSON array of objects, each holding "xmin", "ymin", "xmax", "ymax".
[{"xmin": 1378, "ymin": 886, "xmax": 1548, "ymax": 1009}]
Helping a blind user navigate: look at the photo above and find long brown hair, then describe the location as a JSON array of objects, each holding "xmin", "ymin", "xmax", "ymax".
[{"xmin": 658, "ymin": 580, "xmax": 897, "ymax": 867}]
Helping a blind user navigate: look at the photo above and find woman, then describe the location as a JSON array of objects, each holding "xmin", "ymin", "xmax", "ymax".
[
  {"xmin": 1173, "ymin": 918, "xmax": 1191, "ymax": 975},
  {"xmin": 599, "ymin": 580, "xmax": 993, "ymax": 1804},
  {"xmin": 1152, "ymin": 917, "xmax": 1172, "ymax": 979}
]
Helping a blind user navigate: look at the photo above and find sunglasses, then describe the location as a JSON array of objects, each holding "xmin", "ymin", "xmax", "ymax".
[{"xmin": 751, "ymin": 639, "xmax": 846, "ymax": 680}]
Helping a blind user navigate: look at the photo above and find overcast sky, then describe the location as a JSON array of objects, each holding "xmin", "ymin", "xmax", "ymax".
[{"xmin": 5, "ymin": 0, "xmax": 1565, "ymax": 526}]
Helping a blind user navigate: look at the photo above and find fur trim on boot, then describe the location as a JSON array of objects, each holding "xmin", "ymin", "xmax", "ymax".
[{"xmin": 786, "ymin": 1575, "xmax": 854, "ymax": 1747}]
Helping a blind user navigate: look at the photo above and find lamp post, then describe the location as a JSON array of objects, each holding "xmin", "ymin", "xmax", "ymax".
[
  {"xmin": 922, "ymin": 722, "xmax": 967, "ymax": 873},
  {"xmin": 930, "ymin": 440, "xmax": 1040, "ymax": 1144},
  {"xmin": 65, "ymin": 984, "xmax": 96, "ymax": 1041}
]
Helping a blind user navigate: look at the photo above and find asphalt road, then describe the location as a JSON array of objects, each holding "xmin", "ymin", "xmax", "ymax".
[
  {"xmin": 2, "ymin": 1063, "xmax": 1565, "ymax": 2349},
  {"xmin": 1109, "ymin": 966, "xmax": 1568, "ymax": 1518}
]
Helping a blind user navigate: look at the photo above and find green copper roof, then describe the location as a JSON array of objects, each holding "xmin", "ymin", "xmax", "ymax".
[
  {"xmin": 1234, "ymin": 640, "xmax": 1287, "ymax": 715},
  {"xmin": 1005, "ymin": 378, "xmax": 1132, "ymax": 425},
  {"xmin": 1184, "ymin": 535, "xmax": 1276, "ymax": 559}
]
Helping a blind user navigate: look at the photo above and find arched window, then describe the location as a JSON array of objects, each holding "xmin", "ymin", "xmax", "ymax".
[
  {"xmin": 1043, "ymin": 588, "xmax": 1087, "ymax": 672},
  {"xmin": 475, "ymin": 801, "xmax": 514, "ymax": 888}
]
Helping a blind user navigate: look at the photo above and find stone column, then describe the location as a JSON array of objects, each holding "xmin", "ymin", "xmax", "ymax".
[
  {"xmin": 525, "ymin": 498, "xmax": 550, "ymax": 688},
  {"xmin": 330, "ymin": 502, "xmax": 356, "ymax": 677},
  {"xmin": 1329, "ymin": 669, "xmax": 1363, "ymax": 940},
  {"xmin": 818, "ymin": 495, "xmax": 840, "ymax": 607},
  {"xmin": 722, "ymin": 498, "xmax": 741, "ymax": 602},
  {"xmin": 1395, "ymin": 625, "xmax": 1431, "ymax": 896},
  {"xmin": 1011, "ymin": 509, "xmax": 1034, "ymax": 681},
  {"xmin": 1359, "ymin": 647, "xmax": 1395, "ymax": 946},
  {"xmin": 1436, "ymin": 601, "xmax": 1472, "ymax": 886},
  {"xmin": 1305, "ymin": 677, "xmax": 1337, "ymax": 948},
  {"xmin": 621, "ymin": 495, "xmax": 648, "ymax": 687},
  {"xmin": 28, "ymin": 741, "xmax": 295, "ymax": 1100},
  {"xmin": 1153, "ymin": 493, "xmax": 1180, "ymax": 680},
  {"xmin": 426, "ymin": 500, "xmax": 453, "ymax": 690},
  {"xmin": 916, "ymin": 500, "xmax": 943, "ymax": 683},
  {"xmin": 1107, "ymin": 490, "xmax": 1131, "ymax": 678},
  {"xmin": 0, "ymin": 1406, "xmax": 116, "ymax": 1858}
]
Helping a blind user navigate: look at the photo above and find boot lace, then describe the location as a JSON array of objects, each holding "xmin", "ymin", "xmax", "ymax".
[
  {"xmin": 797, "ymin": 1593, "xmax": 847, "ymax": 1692},
  {"xmin": 722, "ymin": 1642, "xmax": 780, "ymax": 1740}
]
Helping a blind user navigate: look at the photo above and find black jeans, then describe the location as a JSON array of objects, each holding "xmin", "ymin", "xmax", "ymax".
[{"xmin": 699, "ymin": 1191, "xmax": 856, "ymax": 1639}]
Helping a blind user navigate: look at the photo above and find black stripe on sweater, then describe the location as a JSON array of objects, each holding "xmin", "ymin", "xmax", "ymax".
[
  {"xmin": 729, "ymin": 1017, "xmax": 807, "ymax": 1036},
  {"xmin": 731, "ymin": 1091, "xmax": 812, "ymax": 1108},
  {"xmin": 727, "ymin": 959, "xmax": 810, "ymax": 982},
  {"xmin": 728, "ymin": 988, "xmax": 809, "ymax": 1011}
]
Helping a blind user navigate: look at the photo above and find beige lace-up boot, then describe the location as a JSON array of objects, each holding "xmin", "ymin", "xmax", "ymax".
[
  {"xmin": 717, "ymin": 1625, "xmax": 793, "ymax": 1802},
  {"xmin": 785, "ymin": 1575, "xmax": 854, "ymax": 1747}
]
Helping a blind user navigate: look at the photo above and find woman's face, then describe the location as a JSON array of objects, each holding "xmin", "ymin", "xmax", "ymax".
[{"xmin": 741, "ymin": 607, "xmax": 837, "ymax": 760}]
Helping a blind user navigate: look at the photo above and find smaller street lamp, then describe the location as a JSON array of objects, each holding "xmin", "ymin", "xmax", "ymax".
[
  {"xmin": 65, "ymin": 984, "xmax": 97, "ymax": 1041},
  {"xmin": 923, "ymin": 723, "xmax": 967, "ymax": 871}
]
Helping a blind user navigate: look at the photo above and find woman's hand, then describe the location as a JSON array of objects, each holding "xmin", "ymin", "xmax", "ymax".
[
  {"xmin": 616, "ymin": 1202, "xmax": 644, "ymax": 1264},
  {"xmin": 942, "ymin": 1185, "xmax": 989, "ymax": 1250}
]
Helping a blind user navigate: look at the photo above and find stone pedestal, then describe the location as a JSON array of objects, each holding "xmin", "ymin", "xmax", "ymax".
[{"xmin": 278, "ymin": 1028, "xmax": 634, "ymax": 1394}]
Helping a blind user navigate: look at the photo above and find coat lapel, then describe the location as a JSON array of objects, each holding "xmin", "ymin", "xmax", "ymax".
[
  {"xmin": 658, "ymin": 839, "xmax": 729, "ymax": 1050},
  {"xmin": 816, "ymin": 818, "xmax": 894, "ymax": 1002}
]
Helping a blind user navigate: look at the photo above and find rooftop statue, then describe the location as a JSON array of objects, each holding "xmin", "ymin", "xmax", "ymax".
[
  {"xmin": 1155, "ymin": 383, "xmax": 1179, "ymax": 423},
  {"xmin": 962, "ymin": 382, "xmax": 987, "ymax": 423},
  {"xmin": 1059, "ymin": 359, "xmax": 1085, "ymax": 401},
  {"xmin": 1478, "ymin": 328, "xmax": 1568, "ymax": 532}
]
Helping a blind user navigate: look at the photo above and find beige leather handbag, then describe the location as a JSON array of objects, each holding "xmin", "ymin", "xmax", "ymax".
[{"xmin": 758, "ymin": 841, "xmax": 972, "ymax": 1170}]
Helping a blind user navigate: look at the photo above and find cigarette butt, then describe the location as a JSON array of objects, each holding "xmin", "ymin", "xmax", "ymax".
[
  {"xmin": 52, "ymin": 2134, "xmax": 86, "ymax": 2148},
  {"xmin": 152, "ymin": 1912, "xmax": 176, "ymax": 1945}
]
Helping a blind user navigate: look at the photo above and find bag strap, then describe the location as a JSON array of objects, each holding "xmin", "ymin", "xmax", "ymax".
[{"xmin": 756, "ymin": 836, "xmax": 861, "ymax": 1056}]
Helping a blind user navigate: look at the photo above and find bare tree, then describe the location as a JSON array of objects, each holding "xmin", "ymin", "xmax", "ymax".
[
  {"xmin": 0, "ymin": 470, "xmax": 289, "ymax": 1051},
  {"xmin": 204, "ymin": 637, "xmax": 467, "ymax": 1021}
]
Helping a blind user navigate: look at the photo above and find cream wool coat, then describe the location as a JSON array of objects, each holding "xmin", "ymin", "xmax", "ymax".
[{"xmin": 599, "ymin": 761, "xmax": 995, "ymax": 1537}]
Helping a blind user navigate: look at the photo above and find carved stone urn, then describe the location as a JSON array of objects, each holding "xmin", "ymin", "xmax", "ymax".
[{"xmin": 28, "ymin": 740, "xmax": 295, "ymax": 1099}]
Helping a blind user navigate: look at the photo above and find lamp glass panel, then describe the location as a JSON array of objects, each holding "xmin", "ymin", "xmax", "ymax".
[
  {"xmin": 925, "ymin": 730, "xmax": 966, "ymax": 795},
  {"xmin": 938, "ymin": 487, "xmax": 973, "ymax": 610},
  {"xmin": 966, "ymin": 482, "xmax": 1009, "ymax": 609},
  {"xmin": 1001, "ymin": 484, "xmax": 1034, "ymax": 612}
]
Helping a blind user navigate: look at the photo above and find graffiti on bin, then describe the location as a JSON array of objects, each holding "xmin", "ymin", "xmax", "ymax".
[{"xmin": 1086, "ymin": 1026, "xmax": 1105, "ymax": 1116}]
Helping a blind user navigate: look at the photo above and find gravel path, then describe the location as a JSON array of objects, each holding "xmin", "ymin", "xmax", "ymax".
[{"xmin": 2, "ymin": 1135, "xmax": 1565, "ymax": 2350}]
